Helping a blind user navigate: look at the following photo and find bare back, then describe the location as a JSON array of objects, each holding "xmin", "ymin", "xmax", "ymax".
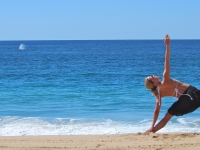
[{"xmin": 159, "ymin": 78, "xmax": 189, "ymax": 99}]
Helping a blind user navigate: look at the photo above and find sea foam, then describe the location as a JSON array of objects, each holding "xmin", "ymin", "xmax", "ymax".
[{"xmin": 1, "ymin": 116, "xmax": 200, "ymax": 136}]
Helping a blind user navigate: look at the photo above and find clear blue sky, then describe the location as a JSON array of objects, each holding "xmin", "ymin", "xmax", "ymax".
[{"xmin": 1, "ymin": 0, "xmax": 200, "ymax": 40}]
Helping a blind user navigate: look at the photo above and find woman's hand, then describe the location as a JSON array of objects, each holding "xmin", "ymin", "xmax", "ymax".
[
  {"xmin": 145, "ymin": 126, "xmax": 154, "ymax": 133},
  {"xmin": 164, "ymin": 34, "xmax": 170, "ymax": 46}
]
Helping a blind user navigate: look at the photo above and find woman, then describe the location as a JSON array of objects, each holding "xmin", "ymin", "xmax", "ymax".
[{"xmin": 144, "ymin": 34, "xmax": 200, "ymax": 133}]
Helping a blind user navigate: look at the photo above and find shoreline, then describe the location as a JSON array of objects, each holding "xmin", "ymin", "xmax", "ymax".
[{"xmin": 1, "ymin": 132, "xmax": 200, "ymax": 150}]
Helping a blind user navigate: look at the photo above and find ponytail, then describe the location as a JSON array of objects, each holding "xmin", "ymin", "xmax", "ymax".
[
  {"xmin": 144, "ymin": 77, "xmax": 158, "ymax": 97},
  {"xmin": 150, "ymin": 86, "xmax": 158, "ymax": 97}
]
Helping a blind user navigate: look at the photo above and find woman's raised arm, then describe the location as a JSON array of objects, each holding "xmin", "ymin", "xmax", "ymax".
[{"xmin": 163, "ymin": 34, "xmax": 171, "ymax": 81}]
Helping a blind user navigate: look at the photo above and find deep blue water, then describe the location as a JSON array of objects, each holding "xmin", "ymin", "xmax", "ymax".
[{"xmin": 0, "ymin": 40, "xmax": 200, "ymax": 135}]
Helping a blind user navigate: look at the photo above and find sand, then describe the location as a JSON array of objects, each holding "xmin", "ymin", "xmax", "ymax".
[{"xmin": 0, "ymin": 132, "xmax": 200, "ymax": 150}]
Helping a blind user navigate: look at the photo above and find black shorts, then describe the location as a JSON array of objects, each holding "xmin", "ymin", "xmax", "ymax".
[{"xmin": 168, "ymin": 85, "xmax": 200, "ymax": 116}]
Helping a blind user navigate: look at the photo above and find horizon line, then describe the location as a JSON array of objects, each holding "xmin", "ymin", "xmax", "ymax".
[{"xmin": 1, "ymin": 38, "xmax": 200, "ymax": 41}]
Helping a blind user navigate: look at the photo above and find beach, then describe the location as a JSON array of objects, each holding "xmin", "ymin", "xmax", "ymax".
[
  {"xmin": 1, "ymin": 41, "xmax": 200, "ymax": 149},
  {"xmin": 0, "ymin": 133, "xmax": 200, "ymax": 150}
]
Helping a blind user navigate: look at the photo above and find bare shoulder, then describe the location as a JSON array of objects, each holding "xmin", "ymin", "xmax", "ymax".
[
  {"xmin": 161, "ymin": 78, "xmax": 188, "ymax": 88},
  {"xmin": 162, "ymin": 78, "xmax": 174, "ymax": 85}
]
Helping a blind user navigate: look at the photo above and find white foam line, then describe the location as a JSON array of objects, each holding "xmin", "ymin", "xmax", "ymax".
[{"xmin": 1, "ymin": 116, "xmax": 200, "ymax": 136}]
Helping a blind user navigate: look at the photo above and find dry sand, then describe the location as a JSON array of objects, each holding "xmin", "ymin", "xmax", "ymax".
[{"xmin": 0, "ymin": 132, "xmax": 200, "ymax": 150}]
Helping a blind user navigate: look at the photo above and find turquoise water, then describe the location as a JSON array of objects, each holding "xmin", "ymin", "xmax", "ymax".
[{"xmin": 0, "ymin": 40, "xmax": 200, "ymax": 135}]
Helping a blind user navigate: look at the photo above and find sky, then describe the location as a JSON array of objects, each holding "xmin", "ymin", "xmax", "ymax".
[{"xmin": 1, "ymin": 0, "xmax": 200, "ymax": 40}]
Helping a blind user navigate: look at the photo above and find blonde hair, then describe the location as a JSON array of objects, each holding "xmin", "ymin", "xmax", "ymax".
[{"xmin": 144, "ymin": 77, "xmax": 158, "ymax": 97}]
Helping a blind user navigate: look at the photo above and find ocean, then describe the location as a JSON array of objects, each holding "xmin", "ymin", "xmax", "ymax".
[{"xmin": 0, "ymin": 40, "xmax": 200, "ymax": 136}]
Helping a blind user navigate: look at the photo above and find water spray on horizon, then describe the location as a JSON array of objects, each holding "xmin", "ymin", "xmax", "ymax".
[{"xmin": 19, "ymin": 44, "xmax": 26, "ymax": 50}]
